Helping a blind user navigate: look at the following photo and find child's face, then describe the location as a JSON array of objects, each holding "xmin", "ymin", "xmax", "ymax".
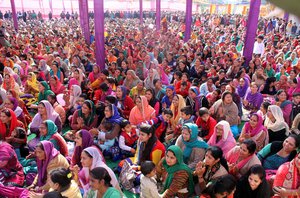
[
  {"xmin": 11, "ymin": 129, "xmax": 17, "ymax": 137},
  {"xmin": 162, "ymin": 113, "xmax": 172, "ymax": 122},
  {"xmin": 124, "ymin": 124, "xmax": 132, "ymax": 132},
  {"xmin": 181, "ymin": 112, "xmax": 190, "ymax": 121},
  {"xmin": 77, "ymin": 97, "xmax": 85, "ymax": 106},
  {"xmin": 293, "ymin": 96, "xmax": 300, "ymax": 104}
]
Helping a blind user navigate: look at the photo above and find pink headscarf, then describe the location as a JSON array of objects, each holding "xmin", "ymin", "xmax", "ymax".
[
  {"xmin": 207, "ymin": 120, "xmax": 236, "ymax": 155},
  {"xmin": 244, "ymin": 113, "xmax": 267, "ymax": 137}
]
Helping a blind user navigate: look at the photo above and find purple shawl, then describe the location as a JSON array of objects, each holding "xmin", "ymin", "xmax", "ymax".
[
  {"xmin": 72, "ymin": 130, "xmax": 94, "ymax": 168},
  {"xmin": 30, "ymin": 100, "xmax": 59, "ymax": 128},
  {"xmin": 246, "ymin": 91, "xmax": 263, "ymax": 109},
  {"xmin": 237, "ymin": 78, "xmax": 249, "ymax": 98},
  {"xmin": 244, "ymin": 113, "xmax": 267, "ymax": 137},
  {"xmin": 37, "ymin": 141, "xmax": 59, "ymax": 187}
]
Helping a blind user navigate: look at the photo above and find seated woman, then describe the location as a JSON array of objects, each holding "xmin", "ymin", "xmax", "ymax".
[
  {"xmin": 273, "ymin": 152, "xmax": 300, "ymax": 197},
  {"xmin": 37, "ymin": 81, "xmax": 55, "ymax": 103},
  {"xmin": 0, "ymin": 109, "xmax": 24, "ymax": 141},
  {"xmin": 77, "ymin": 147, "xmax": 121, "ymax": 197},
  {"xmin": 264, "ymin": 105, "xmax": 289, "ymax": 143},
  {"xmin": 27, "ymin": 141, "xmax": 69, "ymax": 192},
  {"xmin": 88, "ymin": 167, "xmax": 122, "ymax": 198},
  {"xmin": 243, "ymin": 82, "xmax": 263, "ymax": 113},
  {"xmin": 48, "ymin": 168, "xmax": 81, "ymax": 198},
  {"xmin": 239, "ymin": 113, "xmax": 268, "ymax": 152},
  {"xmin": 207, "ymin": 120, "xmax": 236, "ymax": 156},
  {"xmin": 40, "ymin": 120, "xmax": 68, "ymax": 156},
  {"xmin": 175, "ymin": 123, "xmax": 208, "ymax": 170},
  {"xmin": 0, "ymin": 142, "xmax": 25, "ymax": 187},
  {"xmin": 234, "ymin": 165, "xmax": 270, "ymax": 198},
  {"xmin": 226, "ymin": 139, "xmax": 261, "ymax": 179},
  {"xmin": 123, "ymin": 69, "xmax": 140, "ymax": 90},
  {"xmin": 210, "ymin": 91, "xmax": 239, "ymax": 137},
  {"xmin": 200, "ymin": 174, "xmax": 236, "ymax": 198},
  {"xmin": 7, "ymin": 90, "xmax": 32, "ymax": 122},
  {"xmin": 145, "ymin": 88, "xmax": 160, "ymax": 116},
  {"xmin": 115, "ymin": 85, "xmax": 135, "ymax": 119},
  {"xmin": 24, "ymin": 72, "xmax": 39, "ymax": 98},
  {"xmin": 194, "ymin": 146, "xmax": 229, "ymax": 194},
  {"xmin": 71, "ymin": 129, "xmax": 105, "ymax": 168},
  {"xmin": 276, "ymin": 89, "xmax": 293, "ymax": 126},
  {"xmin": 49, "ymin": 75, "xmax": 66, "ymax": 95},
  {"xmin": 2, "ymin": 73, "xmax": 21, "ymax": 94},
  {"xmin": 156, "ymin": 145, "xmax": 194, "ymax": 197},
  {"xmin": 186, "ymin": 86, "xmax": 209, "ymax": 115},
  {"xmin": 129, "ymin": 96, "xmax": 156, "ymax": 126},
  {"xmin": 257, "ymin": 134, "xmax": 299, "ymax": 181},
  {"xmin": 68, "ymin": 68, "xmax": 84, "ymax": 89},
  {"xmin": 4, "ymin": 97, "xmax": 27, "ymax": 127},
  {"xmin": 71, "ymin": 100, "xmax": 98, "ymax": 131}
]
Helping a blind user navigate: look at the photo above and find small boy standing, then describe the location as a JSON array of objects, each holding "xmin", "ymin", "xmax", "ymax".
[{"xmin": 140, "ymin": 161, "xmax": 162, "ymax": 198}]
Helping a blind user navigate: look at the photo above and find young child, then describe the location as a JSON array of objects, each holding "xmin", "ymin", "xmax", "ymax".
[
  {"xmin": 6, "ymin": 127, "xmax": 28, "ymax": 159},
  {"xmin": 177, "ymin": 106, "xmax": 195, "ymax": 127},
  {"xmin": 119, "ymin": 120, "xmax": 138, "ymax": 158},
  {"xmin": 140, "ymin": 161, "xmax": 161, "ymax": 198},
  {"xmin": 291, "ymin": 92, "xmax": 300, "ymax": 122},
  {"xmin": 98, "ymin": 121, "xmax": 115, "ymax": 153}
]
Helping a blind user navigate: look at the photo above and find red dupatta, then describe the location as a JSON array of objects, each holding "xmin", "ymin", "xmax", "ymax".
[{"xmin": 0, "ymin": 109, "xmax": 20, "ymax": 140}]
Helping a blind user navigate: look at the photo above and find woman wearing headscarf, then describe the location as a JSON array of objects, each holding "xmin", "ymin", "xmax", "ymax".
[
  {"xmin": 265, "ymin": 105, "xmax": 290, "ymax": 142},
  {"xmin": 27, "ymin": 141, "xmax": 69, "ymax": 192},
  {"xmin": 129, "ymin": 96, "xmax": 156, "ymax": 126},
  {"xmin": 156, "ymin": 145, "xmax": 194, "ymax": 197},
  {"xmin": 186, "ymin": 86, "xmax": 209, "ymax": 115},
  {"xmin": 68, "ymin": 68, "xmax": 84, "ymax": 89},
  {"xmin": 207, "ymin": 120, "xmax": 236, "ymax": 156},
  {"xmin": 144, "ymin": 68, "xmax": 160, "ymax": 89},
  {"xmin": 2, "ymin": 73, "xmax": 20, "ymax": 94},
  {"xmin": 38, "ymin": 59, "xmax": 50, "ymax": 81},
  {"xmin": 19, "ymin": 60, "xmax": 31, "ymax": 84},
  {"xmin": 38, "ymin": 81, "xmax": 54, "ymax": 102},
  {"xmin": 71, "ymin": 100, "xmax": 98, "ymax": 131},
  {"xmin": 50, "ymin": 61, "xmax": 64, "ymax": 84},
  {"xmin": 0, "ymin": 109, "xmax": 24, "ymax": 141},
  {"xmin": 40, "ymin": 120, "xmax": 68, "ymax": 156},
  {"xmin": 24, "ymin": 72, "xmax": 39, "ymax": 97},
  {"xmin": 239, "ymin": 113, "xmax": 268, "ymax": 152},
  {"xmin": 0, "ymin": 142, "xmax": 24, "ymax": 187},
  {"xmin": 176, "ymin": 123, "xmax": 208, "ymax": 170},
  {"xmin": 260, "ymin": 77, "xmax": 277, "ymax": 96},
  {"xmin": 243, "ymin": 82, "xmax": 264, "ymax": 112},
  {"xmin": 276, "ymin": 90, "xmax": 293, "ymax": 126},
  {"xmin": 145, "ymin": 88, "xmax": 160, "ymax": 116},
  {"xmin": 4, "ymin": 97, "xmax": 26, "ymax": 127},
  {"xmin": 237, "ymin": 77, "xmax": 249, "ymax": 99},
  {"xmin": 3, "ymin": 67, "xmax": 22, "ymax": 86},
  {"xmin": 170, "ymin": 94, "xmax": 186, "ymax": 130},
  {"xmin": 288, "ymin": 77, "xmax": 300, "ymax": 100},
  {"xmin": 49, "ymin": 75, "xmax": 66, "ymax": 95},
  {"xmin": 123, "ymin": 69, "xmax": 140, "ymax": 90},
  {"xmin": 77, "ymin": 147, "xmax": 121, "ymax": 197},
  {"xmin": 71, "ymin": 130, "xmax": 105, "ymax": 168}
]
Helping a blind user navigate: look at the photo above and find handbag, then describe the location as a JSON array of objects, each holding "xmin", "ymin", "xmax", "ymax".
[{"xmin": 119, "ymin": 160, "xmax": 136, "ymax": 190}]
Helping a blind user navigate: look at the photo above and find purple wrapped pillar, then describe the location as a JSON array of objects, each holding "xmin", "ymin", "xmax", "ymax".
[
  {"xmin": 156, "ymin": 0, "xmax": 161, "ymax": 31},
  {"xmin": 79, "ymin": 0, "xmax": 90, "ymax": 45},
  {"xmin": 243, "ymin": 0, "xmax": 261, "ymax": 65},
  {"xmin": 49, "ymin": 0, "xmax": 53, "ymax": 14},
  {"xmin": 10, "ymin": 0, "xmax": 18, "ymax": 31},
  {"xmin": 140, "ymin": 0, "xmax": 143, "ymax": 25},
  {"xmin": 94, "ymin": 0, "xmax": 105, "ymax": 70},
  {"xmin": 184, "ymin": 0, "xmax": 192, "ymax": 42},
  {"xmin": 284, "ymin": 12, "xmax": 289, "ymax": 22}
]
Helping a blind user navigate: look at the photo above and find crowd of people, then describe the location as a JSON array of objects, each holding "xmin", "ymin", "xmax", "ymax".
[{"xmin": 0, "ymin": 7, "xmax": 300, "ymax": 198}]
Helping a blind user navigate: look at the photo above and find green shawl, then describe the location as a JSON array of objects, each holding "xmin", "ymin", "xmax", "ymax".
[
  {"xmin": 38, "ymin": 81, "xmax": 54, "ymax": 102},
  {"xmin": 162, "ymin": 145, "xmax": 194, "ymax": 195},
  {"xmin": 40, "ymin": 120, "xmax": 58, "ymax": 141},
  {"xmin": 78, "ymin": 100, "xmax": 96, "ymax": 126}
]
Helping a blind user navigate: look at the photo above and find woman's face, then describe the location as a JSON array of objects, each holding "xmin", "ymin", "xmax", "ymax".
[
  {"xmin": 278, "ymin": 91, "xmax": 287, "ymax": 102},
  {"xmin": 35, "ymin": 146, "xmax": 46, "ymax": 161},
  {"xmin": 74, "ymin": 132, "xmax": 83, "ymax": 146},
  {"xmin": 249, "ymin": 115, "xmax": 258, "ymax": 128},
  {"xmin": 139, "ymin": 131, "xmax": 151, "ymax": 143},
  {"xmin": 239, "ymin": 143, "xmax": 250, "ymax": 158},
  {"xmin": 225, "ymin": 85, "xmax": 232, "ymax": 93},
  {"xmin": 204, "ymin": 150, "xmax": 219, "ymax": 167},
  {"xmin": 182, "ymin": 128, "xmax": 191, "ymax": 142},
  {"xmin": 116, "ymin": 87, "xmax": 123, "ymax": 98},
  {"xmin": 250, "ymin": 84, "xmax": 258, "ymax": 94},
  {"xmin": 126, "ymin": 71, "xmax": 132, "ymax": 79},
  {"xmin": 93, "ymin": 66, "xmax": 99, "ymax": 73},
  {"xmin": 81, "ymin": 103, "xmax": 91, "ymax": 115},
  {"xmin": 38, "ymin": 103, "xmax": 47, "ymax": 115},
  {"xmin": 0, "ymin": 112, "xmax": 11, "ymax": 124},
  {"xmin": 172, "ymin": 96, "xmax": 179, "ymax": 107},
  {"xmin": 182, "ymin": 74, "xmax": 188, "ymax": 82},
  {"xmin": 81, "ymin": 151, "xmax": 93, "ymax": 168},
  {"xmin": 39, "ymin": 123, "xmax": 48, "ymax": 136},
  {"xmin": 4, "ymin": 75, "xmax": 10, "ymax": 83},
  {"xmin": 239, "ymin": 79, "xmax": 245, "ymax": 87},
  {"xmin": 38, "ymin": 83, "xmax": 45, "ymax": 92},
  {"xmin": 135, "ymin": 97, "xmax": 142, "ymax": 109},
  {"xmin": 266, "ymin": 109, "xmax": 274, "ymax": 120},
  {"xmin": 149, "ymin": 69, "xmax": 154, "ymax": 78},
  {"xmin": 223, "ymin": 94, "xmax": 233, "ymax": 104},
  {"xmin": 73, "ymin": 71, "xmax": 79, "ymax": 79},
  {"xmin": 216, "ymin": 125, "xmax": 223, "ymax": 137},
  {"xmin": 49, "ymin": 77, "xmax": 56, "ymax": 85},
  {"xmin": 165, "ymin": 151, "xmax": 177, "ymax": 166},
  {"xmin": 166, "ymin": 88, "xmax": 174, "ymax": 97},
  {"xmin": 145, "ymin": 91, "xmax": 153, "ymax": 101},
  {"xmin": 283, "ymin": 137, "xmax": 296, "ymax": 153},
  {"xmin": 104, "ymin": 106, "xmax": 112, "ymax": 118},
  {"xmin": 4, "ymin": 100, "xmax": 14, "ymax": 110},
  {"xmin": 188, "ymin": 90, "xmax": 197, "ymax": 99},
  {"xmin": 248, "ymin": 173, "xmax": 262, "ymax": 191}
]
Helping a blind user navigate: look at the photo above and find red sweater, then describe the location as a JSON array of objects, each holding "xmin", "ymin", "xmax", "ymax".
[
  {"xmin": 121, "ymin": 96, "xmax": 135, "ymax": 119},
  {"xmin": 196, "ymin": 116, "xmax": 217, "ymax": 141}
]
